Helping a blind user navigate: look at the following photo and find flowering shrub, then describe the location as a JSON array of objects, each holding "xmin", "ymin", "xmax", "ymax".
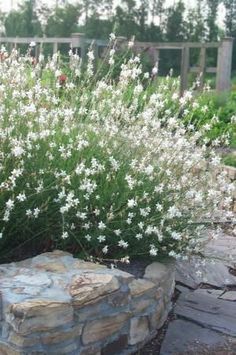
[{"xmin": 0, "ymin": 42, "xmax": 234, "ymax": 262}]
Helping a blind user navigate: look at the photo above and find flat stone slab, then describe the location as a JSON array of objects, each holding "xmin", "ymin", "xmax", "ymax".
[
  {"xmin": 160, "ymin": 319, "xmax": 228, "ymax": 355},
  {"xmin": 175, "ymin": 256, "xmax": 236, "ymax": 289},
  {"xmin": 204, "ymin": 233, "xmax": 236, "ymax": 267},
  {"xmin": 220, "ymin": 291, "xmax": 236, "ymax": 301},
  {"xmin": 175, "ymin": 289, "xmax": 236, "ymax": 336}
]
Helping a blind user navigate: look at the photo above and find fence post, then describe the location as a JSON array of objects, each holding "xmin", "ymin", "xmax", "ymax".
[
  {"xmin": 71, "ymin": 33, "xmax": 86, "ymax": 60},
  {"xmin": 180, "ymin": 46, "xmax": 190, "ymax": 96},
  {"xmin": 216, "ymin": 37, "xmax": 233, "ymax": 92},
  {"xmin": 199, "ymin": 47, "xmax": 206, "ymax": 90},
  {"xmin": 53, "ymin": 42, "xmax": 58, "ymax": 54}
]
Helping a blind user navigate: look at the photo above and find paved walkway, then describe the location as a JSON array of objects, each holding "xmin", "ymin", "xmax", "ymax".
[{"xmin": 160, "ymin": 228, "xmax": 236, "ymax": 354}]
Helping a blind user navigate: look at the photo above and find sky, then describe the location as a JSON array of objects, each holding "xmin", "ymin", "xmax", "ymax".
[{"xmin": 0, "ymin": 0, "xmax": 226, "ymax": 28}]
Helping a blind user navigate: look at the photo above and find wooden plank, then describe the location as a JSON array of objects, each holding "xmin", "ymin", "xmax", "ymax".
[
  {"xmin": 53, "ymin": 42, "xmax": 58, "ymax": 54},
  {"xmin": 180, "ymin": 46, "xmax": 190, "ymax": 95},
  {"xmin": 216, "ymin": 37, "xmax": 233, "ymax": 92},
  {"xmin": 199, "ymin": 47, "xmax": 206, "ymax": 89},
  {"xmin": 134, "ymin": 41, "xmax": 220, "ymax": 49},
  {"xmin": 190, "ymin": 66, "xmax": 217, "ymax": 73},
  {"xmin": 206, "ymin": 67, "xmax": 217, "ymax": 73},
  {"xmin": 0, "ymin": 37, "xmax": 221, "ymax": 50},
  {"xmin": 0, "ymin": 37, "xmax": 72, "ymax": 44}
]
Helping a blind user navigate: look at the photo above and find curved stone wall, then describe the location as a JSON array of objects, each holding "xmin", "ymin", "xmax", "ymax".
[{"xmin": 0, "ymin": 250, "xmax": 175, "ymax": 354}]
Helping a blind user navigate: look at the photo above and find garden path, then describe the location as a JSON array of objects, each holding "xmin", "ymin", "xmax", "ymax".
[{"xmin": 160, "ymin": 227, "xmax": 236, "ymax": 354}]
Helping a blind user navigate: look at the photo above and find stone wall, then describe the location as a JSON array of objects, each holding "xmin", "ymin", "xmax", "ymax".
[{"xmin": 0, "ymin": 250, "xmax": 175, "ymax": 354}]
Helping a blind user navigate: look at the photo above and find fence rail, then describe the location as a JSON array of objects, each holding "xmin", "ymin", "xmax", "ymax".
[{"xmin": 0, "ymin": 33, "xmax": 233, "ymax": 95}]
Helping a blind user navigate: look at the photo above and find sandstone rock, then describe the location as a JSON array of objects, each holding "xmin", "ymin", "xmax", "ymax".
[
  {"xmin": 131, "ymin": 298, "xmax": 152, "ymax": 314},
  {"xmin": 144, "ymin": 262, "xmax": 168, "ymax": 283},
  {"xmin": 0, "ymin": 341, "xmax": 22, "ymax": 355},
  {"xmin": 35, "ymin": 250, "xmax": 71, "ymax": 259},
  {"xmin": 82, "ymin": 313, "xmax": 130, "ymax": 344},
  {"xmin": 149, "ymin": 300, "xmax": 165, "ymax": 330},
  {"xmin": 155, "ymin": 287, "xmax": 164, "ymax": 300},
  {"xmin": 144, "ymin": 261, "xmax": 175, "ymax": 285},
  {"xmin": 34, "ymin": 261, "xmax": 67, "ymax": 273},
  {"xmin": 70, "ymin": 273, "xmax": 120, "ymax": 306},
  {"xmin": 73, "ymin": 259, "xmax": 107, "ymax": 270},
  {"xmin": 129, "ymin": 278, "xmax": 156, "ymax": 297},
  {"xmin": 43, "ymin": 340, "xmax": 79, "ymax": 354},
  {"xmin": 8, "ymin": 300, "xmax": 73, "ymax": 334},
  {"xmin": 7, "ymin": 332, "xmax": 38, "ymax": 348},
  {"xmin": 108, "ymin": 290, "xmax": 129, "ymax": 307},
  {"xmin": 129, "ymin": 316, "xmax": 149, "ymax": 345},
  {"xmin": 40, "ymin": 323, "xmax": 83, "ymax": 345},
  {"xmin": 12, "ymin": 273, "xmax": 52, "ymax": 287}
]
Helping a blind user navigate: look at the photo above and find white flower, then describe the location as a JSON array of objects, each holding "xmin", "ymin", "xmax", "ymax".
[
  {"xmin": 26, "ymin": 209, "xmax": 32, "ymax": 217},
  {"xmin": 152, "ymin": 66, "xmax": 158, "ymax": 75},
  {"xmin": 0, "ymin": 232, "xmax": 2, "ymax": 239},
  {"xmin": 98, "ymin": 235, "xmax": 106, "ymax": 243},
  {"xmin": 156, "ymin": 203, "xmax": 163, "ymax": 211},
  {"xmin": 109, "ymin": 33, "xmax": 116, "ymax": 40},
  {"xmin": 114, "ymin": 229, "xmax": 121, "ymax": 236},
  {"xmin": 98, "ymin": 221, "xmax": 106, "ymax": 230},
  {"xmin": 6, "ymin": 199, "xmax": 14, "ymax": 210},
  {"xmin": 120, "ymin": 256, "xmax": 130, "ymax": 264},
  {"xmin": 118, "ymin": 240, "xmax": 129, "ymax": 248},
  {"xmin": 145, "ymin": 165, "xmax": 154, "ymax": 175},
  {"xmin": 127, "ymin": 198, "xmax": 137, "ymax": 208},
  {"xmin": 87, "ymin": 51, "xmax": 95, "ymax": 61},
  {"xmin": 33, "ymin": 208, "xmax": 40, "ymax": 218},
  {"xmin": 128, "ymin": 40, "xmax": 134, "ymax": 48},
  {"xmin": 171, "ymin": 231, "xmax": 181, "ymax": 240},
  {"xmin": 149, "ymin": 245, "xmax": 158, "ymax": 256},
  {"xmin": 102, "ymin": 245, "xmax": 108, "ymax": 254},
  {"xmin": 135, "ymin": 233, "xmax": 143, "ymax": 240},
  {"xmin": 85, "ymin": 234, "xmax": 91, "ymax": 241},
  {"xmin": 17, "ymin": 193, "xmax": 26, "ymax": 202},
  {"xmin": 12, "ymin": 146, "xmax": 24, "ymax": 157},
  {"xmin": 62, "ymin": 231, "xmax": 69, "ymax": 239}
]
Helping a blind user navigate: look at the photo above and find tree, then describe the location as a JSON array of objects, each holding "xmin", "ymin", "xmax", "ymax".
[
  {"xmin": 113, "ymin": 1, "xmax": 139, "ymax": 39},
  {"xmin": 165, "ymin": 0, "xmax": 186, "ymax": 41},
  {"xmin": 79, "ymin": 0, "xmax": 110, "ymax": 25},
  {"xmin": 137, "ymin": 0, "xmax": 149, "ymax": 40},
  {"xmin": 224, "ymin": 0, "xmax": 236, "ymax": 36},
  {"xmin": 206, "ymin": 0, "xmax": 219, "ymax": 41},
  {"xmin": 4, "ymin": 0, "xmax": 42, "ymax": 37},
  {"xmin": 224, "ymin": 0, "xmax": 236, "ymax": 71},
  {"xmin": 150, "ymin": 0, "xmax": 165, "ymax": 28},
  {"xmin": 185, "ymin": 0, "xmax": 206, "ymax": 41},
  {"xmin": 45, "ymin": 4, "xmax": 80, "ymax": 37}
]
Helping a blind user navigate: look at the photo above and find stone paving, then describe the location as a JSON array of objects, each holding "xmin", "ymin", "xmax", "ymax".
[{"xmin": 161, "ymin": 228, "xmax": 236, "ymax": 355}]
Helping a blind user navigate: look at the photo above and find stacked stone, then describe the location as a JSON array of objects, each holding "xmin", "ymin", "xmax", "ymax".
[{"xmin": 0, "ymin": 250, "xmax": 175, "ymax": 355}]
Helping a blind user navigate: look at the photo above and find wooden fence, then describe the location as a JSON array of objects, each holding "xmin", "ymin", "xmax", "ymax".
[{"xmin": 0, "ymin": 33, "xmax": 233, "ymax": 95}]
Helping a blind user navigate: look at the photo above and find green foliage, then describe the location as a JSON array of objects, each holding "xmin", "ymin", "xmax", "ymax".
[
  {"xmin": 45, "ymin": 4, "xmax": 81, "ymax": 37},
  {"xmin": 183, "ymin": 91, "xmax": 236, "ymax": 148},
  {"xmin": 4, "ymin": 0, "xmax": 42, "ymax": 37},
  {"xmin": 223, "ymin": 154, "xmax": 236, "ymax": 167}
]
